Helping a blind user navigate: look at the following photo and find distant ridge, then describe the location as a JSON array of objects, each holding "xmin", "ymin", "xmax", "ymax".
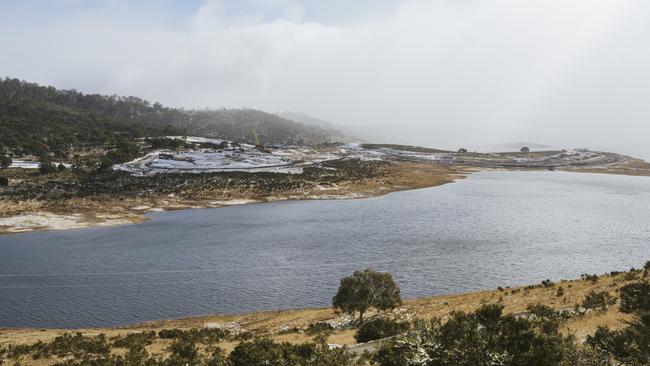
[{"xmin": 0, "ymin": 78, "xmax": 343, "ymax": 157}]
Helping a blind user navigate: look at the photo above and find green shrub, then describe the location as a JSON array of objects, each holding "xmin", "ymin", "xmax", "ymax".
[
  {"xmin": 580, "ymin": 291, "xmax": 616, "ymax": 312},
  {"xmin": 581, "ymin": 274, "xmax": 599, "ymax": 284},
  {"xmin": 619, "ymin": 282, "xmax": 650, "ymax": 314},
  {"xmin": 0, "ymin": 177, "xmax": 8, "ymax": 187},
  {"xmin": 586, "ymin": 313, "xmax": 650, "ymax": 365},
  {"xmin": 228, "ymin": 338, "xmax": 352, "ymax": 366},
  {"xmin": 167, "ymin": 336, "xmax": 199, "ymax": 365},
  {"xmin": 39, "ymin": 161, "xmax": 57, "ymax": 174},
  {"xmin": 306, "ymin": 322, "xmax": 334, "ymax": 336},
  {"xmin": 111, "ymin": 331, "xmax": 156, "ymax": 348},
  {"xmin": 157, "ymin": 327, "xmax": 227, "ymax": 343},
  {"xmin": 373, "ymin": 304, "xmax": 575, "ymax": 366},
  {"xmin": 355, "ymin": 318, "xmax": 409, "ymax": 343},
  {"xmin": 623, "ymin": 271, "xmax": 638, "ymax": 281},
  {"xmin": 556, "ymin": 286, "xmax": 565, "ymax": 297},
  {"xmin": 541, "ymin": 279, "xmax": 555, "ymax": 288}
]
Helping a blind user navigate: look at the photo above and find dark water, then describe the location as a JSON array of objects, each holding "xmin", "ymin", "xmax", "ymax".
[{"xmin": 1, "ymin": 171, "xmax": 650, "ymax": 328}]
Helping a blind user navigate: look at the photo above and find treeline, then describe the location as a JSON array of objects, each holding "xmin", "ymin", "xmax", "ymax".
[{"xmin": 0, "ymin": 78, "xmax": 344, "ymax": 158}]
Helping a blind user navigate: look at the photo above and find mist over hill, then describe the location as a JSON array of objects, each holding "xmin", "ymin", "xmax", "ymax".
[{"xmin": 0, "ymin": 78, "xmax": 345, "ymax": 158}]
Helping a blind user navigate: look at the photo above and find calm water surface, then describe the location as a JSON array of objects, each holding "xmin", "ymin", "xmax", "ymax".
[{"xmin": 1, "ymin": 171, "xmax": 650, "ymax": 328}]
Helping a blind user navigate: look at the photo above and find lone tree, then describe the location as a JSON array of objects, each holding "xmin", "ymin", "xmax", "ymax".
[
  {"xmin": 520, "ymin": 146, "xmax": 530, "ymax": 153},
  {"xmin": 332, "ymin": 269, "xmax": 401, "ymax": 323},
  {"xmin": 458, "ymin": 148, "xmax": 468, "ymax": 153},
  {"xmin": 0, "ymin": 154, "xmax": 11, "ymax": 170}
]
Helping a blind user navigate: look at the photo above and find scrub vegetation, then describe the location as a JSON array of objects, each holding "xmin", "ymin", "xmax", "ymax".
[{"xmin": 2, "ymin": 265, "xmax": 650, "ymax": 365}]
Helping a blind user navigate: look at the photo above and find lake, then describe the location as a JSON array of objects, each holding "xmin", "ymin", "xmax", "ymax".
[{"xmin": 1, "ymin": 171, "xmax": 649, "ymax": 328}]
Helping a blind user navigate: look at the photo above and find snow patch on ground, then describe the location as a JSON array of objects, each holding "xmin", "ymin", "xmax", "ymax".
[
  {"xmin": 0, "ymin": 213, "xmax": 132, "ymax": 233},
  {"xmin": 210, "ymin": 199, "xmax": 259, "ymax": 206}
]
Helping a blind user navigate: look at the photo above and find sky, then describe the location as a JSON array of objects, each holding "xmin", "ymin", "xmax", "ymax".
[{"xmin": 1, "ymin": 0, "xmax": 650, "ymax": 156}]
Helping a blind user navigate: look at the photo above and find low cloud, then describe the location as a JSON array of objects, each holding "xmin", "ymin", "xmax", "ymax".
[{"xmin": 1, "ymin": 0, "xmax": 650, "ymax": 155}]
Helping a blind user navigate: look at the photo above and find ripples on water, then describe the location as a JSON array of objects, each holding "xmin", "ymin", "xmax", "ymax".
[{"xmin": 1, "ymin": 171, "xmax": 649, "ymax": 328}]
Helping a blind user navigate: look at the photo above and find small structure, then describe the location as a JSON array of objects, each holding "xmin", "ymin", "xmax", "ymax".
[{"xmin": 520, "ymin": 146, "xmax": 530, "ymax": 153}]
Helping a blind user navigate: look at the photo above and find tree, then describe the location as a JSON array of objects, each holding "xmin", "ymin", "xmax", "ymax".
[
  {"xmin": 521, "ymin": 146, "xmax": 530, "ymax": 152},
  {"xmin": 0, "ymin": 154, "xmax": 11, "ymax": 169},
  {"xmin": 332, "ymin": 269, "xmax": 401, "ymax": 323},
  {"xmin": 39, "ymin": 160, "xmax": 57, "ymax": 174},
  {"xmin": 458, "ymin": 148, "xmax": 468, "ymax": 153}
]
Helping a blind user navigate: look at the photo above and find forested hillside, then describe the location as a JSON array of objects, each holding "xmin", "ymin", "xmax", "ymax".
[{"xmin": 0, "ymin": 78, "xmax": 343, "ymax": 158}]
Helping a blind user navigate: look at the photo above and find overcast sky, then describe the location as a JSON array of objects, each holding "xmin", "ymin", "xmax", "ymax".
[{"xmin": 2, "ymin": 0, "xmax": 650, "ymax": 155}]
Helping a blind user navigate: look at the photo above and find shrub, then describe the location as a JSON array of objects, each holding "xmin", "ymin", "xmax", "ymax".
[
  {"xmin": 0, "ymin": 177, "xmax": 8, "ymax": 187},
  {"xmin": 156, "ymin": 327, "xmax": 227, "ymax": 343},
  {"xmin": 0, "ymin": 154, "xmax": 11, "ymax": 170},
  {"xmin": 111, "ymin": 331, "xmax": 156, "ymax": 348},
  {"xmin": 228, "ymin": 338, "xmax": 352, "ymax": 366},
  {"xmin": 586, "ymin": 313, "xmax": 650, "ymax": 365},
  {"xmin": 167, "ymin": 336, "xmax": 199, "ymax": 365},
  {"xmin": 581, "ymin": 274, "xmax": 599, "ymax": 284},
  {"xmin": 373, "ymin": 304, "xmax": 575, "ymax": 366},
  {"xmin": 580, "ymin": 291, "xmax": 616, "ymax": 312},
  {"xmin": 624, "ymin": 271, "xmax": 639, "ymax": 281},
  {"xmin": 619, "ymin": 282, "xmax": 650, "ymax": 314},
  {"xmin": 541, "ymin": 279, "xmax": 555, "ymax": 288},
  {"xmin": 556, "ymin": 286, "xmax": 565, "ymax": 297},
  {"xmin": 39, "ymin": 161, "xmax": 57, "ymax": 174},
  {"xmin": 306, "ymin": 322, "xmax": 334, "ymax": 336},
  {"xmin": 158, "ymin": 328, "xmax": 185, "ymax": 339},
  {"xmin": 355, "ymin": 318, "xmax": 409, "ymax": 343}
]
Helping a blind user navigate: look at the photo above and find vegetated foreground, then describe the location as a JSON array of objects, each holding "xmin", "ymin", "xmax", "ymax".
[{"xmin": 1, "ymin": 263, "xmax": 649, "ymax": 365}]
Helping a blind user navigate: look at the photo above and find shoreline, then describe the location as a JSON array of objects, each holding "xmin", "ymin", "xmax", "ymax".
[
  {"xmin": 0, "ymin": 162, "xmax": 467, "ymax": 235},
  {"xmin": 2, "ymin": 152, "xmax": 650, "ymax": 236},
  {"xmin": 0, "ymin": 268, "xmax": 637, "ymax": 357},
  {"xmin": 3, "ymin": 163, "xmax": 650, "ymax": 236}
]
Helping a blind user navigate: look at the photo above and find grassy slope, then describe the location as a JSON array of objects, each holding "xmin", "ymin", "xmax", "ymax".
[{"xmin": 0, "ymin": 269, "xmax": 640, "ymax": 365}]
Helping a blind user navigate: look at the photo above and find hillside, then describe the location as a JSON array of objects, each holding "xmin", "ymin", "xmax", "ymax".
[
  {"xmin": 0, "ymin": 267, "xmax": 646, "ymax": 365},
  {"xmin": 275, "ymin": 111, "xmax": 351, "ymax": 142},
  {"xmin": 0, "ymin": 78, "xmax": 342, "ymax": 158}
]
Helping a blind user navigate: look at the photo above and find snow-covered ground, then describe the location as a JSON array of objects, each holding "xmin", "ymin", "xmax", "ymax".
[
  {"xmin": 114, "ymin": 137, "xmax": 627, "ymax": 176},
  {"xmin": 118, "ymin": 148, "xmax": 303, "ymax": 176},
  {"xmin": 9, "ymin": 160, "xmax": 71, "ymax": 169},
  {"xmin": 9, "ymin": 160, "xmax": 40, "ymax": 169}
]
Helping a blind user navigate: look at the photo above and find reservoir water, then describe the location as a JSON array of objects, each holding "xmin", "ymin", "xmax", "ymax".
[{"xmin": 1, "ymin": 171, "xmax": 650, "ymax": 328}]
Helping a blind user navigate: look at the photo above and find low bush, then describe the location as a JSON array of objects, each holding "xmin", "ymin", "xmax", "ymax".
[
  {"xmin": 586, "ymin": 313, "xmax": 650, "ymax": 365},
  {"xmin": 580, "ymin": 291, "xmax": 616, "ymax": 312},
  {"xmin": 305, "ymin": 322, "xmax": 334, "ymax": 336},
  {"xmin": 541, "ymin": 279, "xmax": 554, "ymax": 288},
  {"xmin": 229, "ymin": 338, "xmax": 352, "ymax": 366},
  {"xmin": 111, "ymin": 331, "xmax": 156, "ymax": 348},
  {"xmin": 355, "ymin": 318, "xmax": 409, "ymax": 343},
  {"xmin": 157, "ymin": 327, "xmax": 228, "ymax": 343},
  {"xmin": 581, "ymin": 273, "xmax": 599, "ymax": 284},
  {"xmin": 372, "ymin": 304, "xmax": 576, "ymax": 366},
  {"xmin": 619, "ymin": 281, "xmax": 650, "ymax": 314}
]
